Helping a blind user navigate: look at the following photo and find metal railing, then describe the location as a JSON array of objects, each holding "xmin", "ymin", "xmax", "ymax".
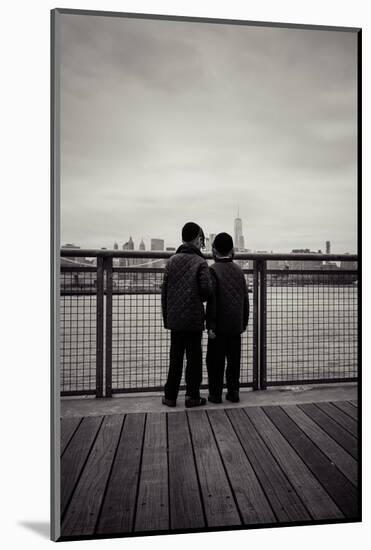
[{"xmin": 60, "ymin": 250, "xmax": 358, "ymax": 396}]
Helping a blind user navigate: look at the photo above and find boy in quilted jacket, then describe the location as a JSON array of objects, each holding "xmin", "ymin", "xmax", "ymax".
[
  {"xmin": 161, "ymin": 222, "xmax": 212, "ymax": 408},
  {"xmin": 206, "ymin": 232, "xmax": 249, "ymax": 403}
]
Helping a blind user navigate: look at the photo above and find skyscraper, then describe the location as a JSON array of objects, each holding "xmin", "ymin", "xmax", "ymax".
[
  {"xmin": 326, "ymin": 241, "xmax": 331, "ymax": 254},
  {"xmin": 151, "ymin": 238, "xmax": 164, "ymax": 251},
  {"xmin": 139, "ymin": 238, "xmax": 145, "ymax": 251},
  {"xmin": 123, "ymin": 236, "xmax": 134, "ymax": 250},
  {"xmin": 234, "ymin": 211, "xmax": 245, "ymax": 251},
  {"xmin": 121, "ymin": 236, "xmax": 134, "ymax": 267}
]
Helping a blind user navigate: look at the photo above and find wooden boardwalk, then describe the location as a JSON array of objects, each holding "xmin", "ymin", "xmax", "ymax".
[{"xmin": 60, "ymin": 400, "xmax": 359, "ymax": 539}]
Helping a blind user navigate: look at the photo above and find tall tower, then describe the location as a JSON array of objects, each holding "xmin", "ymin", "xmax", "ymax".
[
  {"xmin": 123, "ymin": 236, "xmax": 134, "ymax": 250},
  {"xmin": 234, "ymin": 210, "xmax": 243, "ymax": 251},
  {"xmin": 326, "ymin": 241, "xmax": 331, "ymax": 254},
  {"xmin": 139, "ymin": 238, "xmax": 145, "ymax": 251}
]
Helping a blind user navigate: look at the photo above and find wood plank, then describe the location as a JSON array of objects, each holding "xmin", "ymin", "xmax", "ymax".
[
  {"xmin": 134, "ymin": 413, "xmax": 169, "ymax": 532},
  {"xmin": 316, "ymin": 402, "xmax": 357, "ymax": 437},
  {"xmin": 187, "ymin": 410, "xmax": 241, "ymax": 528},
  {"xmin": 96, "ymin": 413, "xmax": 146, "ymax": 535},
  {"xmin": 332, "ymin": 401, "xmax": 358, "ymax": 422},
  {"xmin": 282, "ymin": 405, "xmax": 357, "ymax": 487},
  {"xmin": 245, "ymin": 407, "xmax": 343, "ymax": 520},
  {"xmin": 299, "ymin": 403, "xmax": 357, "ymax": 460},
  {"xmin": 264, "ymin": 406, "xmax": 358, "ymax": 519},
  {"xmin": 60, "ymin": 417, "xmax": 82, "ymax": 456},
  {"xmin": 208, "ymin": 409, "xmax": 276, "ymax": 525},
  {"xmin": 62, "ymin": 414, "xmax": 124, "ymax": 537},
  {"xmin": 61, "ymin": 416, "xmax": 103, "ymax": 518},
  {"xmin": 167, "ymin": 412, "xmax": 205, "ymax": 530},
  {"xmin": 227, "ymin": 408, "xmax": 310, "ymax": 522}
]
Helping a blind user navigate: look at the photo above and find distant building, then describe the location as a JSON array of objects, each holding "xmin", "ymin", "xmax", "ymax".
[
  {"xmin": 112, "ymin": 242, "xmax": 119, "ymax": 267},
  {"xmin": 326, "ymin": 241, "xmax": 331, "ymax": 254},
  {"xmin": 340, "ymin": 254, "xmax": 357, "ymax": 270},
  {"xmin": 139, "ymin": 239, "xmax": 146, "ymax": 251},
  {"xmin": 234, "ymin": 211, "xmax": 246, "ymax": 251},
  {"xmin": 151, "ymin": 238, "xmax": 164, "ymax": 251},
  {"xmin": 121, "ymin": 236, "xmax": 135, "ymax": 267},
  {"xmin": 123, "ymin": 236, "xmax": 134, "ymax": 250},
  {"xmin": 288, "ymin": 249, "xmax": 323, "ymax": 270},
  {"xmin": 166, "ymin": 247, "xmax": 176, "ymax": 252}
]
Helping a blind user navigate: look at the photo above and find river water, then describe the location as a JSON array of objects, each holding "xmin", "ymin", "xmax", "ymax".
[{"xmin": 60, "ymin": 285, "xmax": 357, "ymax": 392}]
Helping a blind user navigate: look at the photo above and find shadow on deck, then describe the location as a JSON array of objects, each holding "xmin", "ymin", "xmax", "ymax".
[{"xmin": 60, "ymin": 399, "xmax": 359, "ymax": 540}]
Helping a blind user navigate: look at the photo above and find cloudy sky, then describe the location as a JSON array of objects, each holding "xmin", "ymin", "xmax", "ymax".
[{"xmin": 59, "ymin": 13, "xmax": 358, "ymax": 253}]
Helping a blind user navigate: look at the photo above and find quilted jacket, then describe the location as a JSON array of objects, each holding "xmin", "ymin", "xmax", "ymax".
[
  {"xmin": 206, "ymin": 258, "xmax": 249, "ymax": 334},
  {"xmin": 161, "ymin": 244, "xmax": 212, "ymax": 331}
]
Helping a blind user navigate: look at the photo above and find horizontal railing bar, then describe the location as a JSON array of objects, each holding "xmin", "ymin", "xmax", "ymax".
[
  {"xmin": 61, "ymin": 390, "xmax": 97, "ymax": 397},
  {"xmin": 111, "ymin": 381, "xmax": 254, "ymax": 394},
  {"xmin": 61, "ymin": 249, "xmax": 358, "ymax": 262},
  {"xmin": 267, "ymin": 270, "xmax": 358, "ymax": 275},
  {"xmin": 267, "ymin": 378, "xmax": 357, "ymax": 387},
  {"xmin": 61, "ymin": 266, "xmax": 97, "ymax": 272},
  {"xmin": 113, "ymin": 267, "xmax": 255, "ymax": 274},
  {"xmin": 60, "ymin": 291, "xmax": 160, "ymax": 296},
  {"xmin": 113, "ymin": 267, "xmax": 166, "ymax": 273},
  {"xmin": 60, "ymin": 266, "xmax": 357, "ymax": 276}
]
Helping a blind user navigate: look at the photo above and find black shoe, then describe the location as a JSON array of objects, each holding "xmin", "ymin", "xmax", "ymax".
[
  {"xmin": 208, "ymin": 394, "xmax": 222, "ymax": 404},
  {"xmin": 185, "ymin": 396, "xmax": 207, "ymax": 408},
  {"xmin": 226, "ymin": 391, "xmax": 240, "ymax": 403},
  {"xmin": 162, "ymin": 396, "xmax": 176, "ymax": 407}
]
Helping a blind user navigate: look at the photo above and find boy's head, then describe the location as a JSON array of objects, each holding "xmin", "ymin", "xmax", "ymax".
[
  {"xmin": 213, "ymin": 232, "xmax": 234, "ymax": 257},
  {"xmin": 182, "ymin": 222, "xmax": 205, "ymax": 250}
]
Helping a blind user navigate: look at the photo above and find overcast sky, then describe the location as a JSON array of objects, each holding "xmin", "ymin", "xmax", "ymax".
[{"xmin": 59, "ymin": 13, "xmax": 358, "ymax": 253}]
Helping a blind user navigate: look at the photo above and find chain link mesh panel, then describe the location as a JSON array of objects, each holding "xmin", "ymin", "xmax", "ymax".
[
  {"xmin": 265, "ymin": 270, "xmax": 358, "ymax": 385},
  {"xmin": 110, "ymin": 266, "xmax": 254, "ymax": 392},
  {"xmin": 60, "ymin": 268, "xmax": 97, "ymax": 394}
]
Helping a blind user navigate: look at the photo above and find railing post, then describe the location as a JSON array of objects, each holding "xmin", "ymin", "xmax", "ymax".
[
  {"xmin": 96, "ymin": 256, "xmax": 104, "ymax": 397},
  {"xmin": 105, "ymin": 256, "xmax": 113, "ymax": 398},
  {"xmin": 252, "ymin": 260, "xmax": 259, "ymax": 390},
  {"xmin": 259, "ymin": 260, "xmax": 267, "ymax": 390}
]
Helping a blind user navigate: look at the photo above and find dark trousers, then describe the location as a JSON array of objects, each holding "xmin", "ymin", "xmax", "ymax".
[
  {"xmin": 164, "ymin": 330, "xmax": 203, "ymax": 400},
  {"xmin": 206, "ymin": 333, "xmax": 241, "ymax": 397}
]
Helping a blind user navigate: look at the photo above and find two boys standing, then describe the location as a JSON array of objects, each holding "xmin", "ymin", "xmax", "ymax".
[{"xmin": 161, "ymin": 222, "xmax": 249, "ymax": 408}]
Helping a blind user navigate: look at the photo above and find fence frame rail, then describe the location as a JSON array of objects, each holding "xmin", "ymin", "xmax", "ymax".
[{"xmin": 60, "ymin": 250, "xmax": 358, "ymax": 397}]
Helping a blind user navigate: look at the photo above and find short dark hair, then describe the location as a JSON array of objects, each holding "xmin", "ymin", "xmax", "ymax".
[
  {"xmin": 182, "ymin": 222, "xmax": 202, "ymax": 242},
  {"xmin": 213, "ymin": 232, "xmax": 234, "ymax": 255}
]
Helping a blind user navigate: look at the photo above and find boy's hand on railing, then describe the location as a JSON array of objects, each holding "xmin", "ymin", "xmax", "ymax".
[{"xmin": 208, "ymin": 329, "xmax": 216, "ymax": 340}]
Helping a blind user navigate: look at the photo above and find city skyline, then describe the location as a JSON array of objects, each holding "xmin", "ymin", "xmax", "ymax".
[
  {"xmin": 62, "ymin": 233, "xmax": 351, "ymax": 256},
  {"xmin": 60, "ymin": 14, "xmax": 357, "ymax": 254}
]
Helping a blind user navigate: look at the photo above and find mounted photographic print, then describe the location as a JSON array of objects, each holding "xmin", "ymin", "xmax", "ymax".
[{"xmin": 51, "ymin": 8, "xmax": 361, "ymax": 542}]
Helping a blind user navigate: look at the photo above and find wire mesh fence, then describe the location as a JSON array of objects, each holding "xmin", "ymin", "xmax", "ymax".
[
  {"xmin": 59, "ymin": 253, "xmax": 358, "ymax": 396},
  {"xmin": 110, "ymin": 267, "xmax": 254, "ymax": 392},
  {"xmin": 265, "ymin": 270, "xmax": 358, "ymax": 385},
  {"xmin": 60, "ymin": 267, "xmax": 98, "ymax": 394}
]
